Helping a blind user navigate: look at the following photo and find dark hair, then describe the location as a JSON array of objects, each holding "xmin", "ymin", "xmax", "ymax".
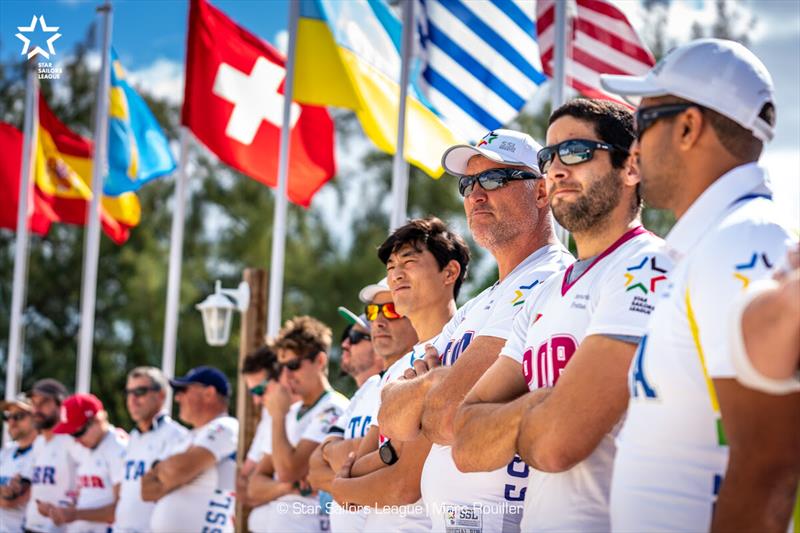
[
  {"xmin": 242, "ymin": 345, "xmax": 279, "ymax": 380},
  {"xmin": 549, "ymin": 98, "xmax": 635, "ymax": 168},
  {"xmin": 275, "ymin": 316, "xmax": 332, "ymax": 358},
  {"xmin": 704, "ymin": 102, "xmax": 772, "ymax": 161},
  {"xmin": 340, "ymin": 323, "xmax": 354, "ymax": 343},
  {"xmin": 377, "ymin": 216, "xmax": 470, "ymax": 299}
]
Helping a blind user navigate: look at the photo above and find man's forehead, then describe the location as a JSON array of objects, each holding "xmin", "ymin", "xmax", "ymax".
[
  {"xmin": 127, "ymin": 375, "xmax": 152, "ymax": 386},
  {"xmin": 371, "ymin": 291, "xmax": 393, "ymax": 304},
  {"xmin": 277, "ymin": 348, "xmax": 298, "ymax": 361},
  {"xmin": 465, "ymin": 155, "xmax": 519, "ymax": 173},
  {"xmin": 388, "ymin": 243, "xmax": 423, "ymax": 261}
]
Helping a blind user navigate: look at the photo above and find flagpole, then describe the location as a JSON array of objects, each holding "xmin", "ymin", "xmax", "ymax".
[
  {"xmin": 266, "ymin": 0, "xmax": 299, "ymax": 338},
  {"xmin": 4, "ymin": 62, "xmax": 38, "ymax": 444},
  {"xmin": 76, "ymin": 2, "xmax": 113, "ymax": 394},
  {"xmin": 551, "ymin": 0, "xmax": 570, "ymax": 247},
  {"xmin": 389, "ymin": 0, "xmax": 414, "ymax": 231},
  {"xmin": 161, "ymin": 127, "xmax": 190, "ymax": 410}
]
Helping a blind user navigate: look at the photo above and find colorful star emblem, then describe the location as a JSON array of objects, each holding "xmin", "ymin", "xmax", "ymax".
[
  {"xmin": 477, "ymin": 131, "xmax": 498, "ymax": 147},
  {"xmin": 624, "ymin": 256, "xmax": 667, "ymax": 294},
  {"xmin": 733, "ymin": 251, "xmax": 773, "ymax": 288},
  {"xmin": 510, "ymin": 279, "xmax": 540, "ymax": 306}
]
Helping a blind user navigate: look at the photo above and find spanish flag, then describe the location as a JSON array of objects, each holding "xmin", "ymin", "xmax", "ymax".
[
  {"xmin": 293, "ymin": 0, "xmax": 462, "ymax": 178},
  {"xmin": 35, "ymin": 95, "xmax": 140, "ymax": 244}
]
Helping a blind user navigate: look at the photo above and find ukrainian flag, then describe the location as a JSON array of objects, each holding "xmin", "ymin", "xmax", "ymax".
[
  {"xmin": 105, "ymin": 49, "xmax": 176, "ymax": 196},
  {"xmin": 294, "ymin": 0, "xmax": 461, "ymax": 178}
]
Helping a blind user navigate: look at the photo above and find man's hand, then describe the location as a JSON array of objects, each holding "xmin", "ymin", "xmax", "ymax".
[
  {"xmin": 337, "ymin": 452, "xmax": 356, "ymax": 480},
  {"xmin": 265, "ymin": 381, "xmax": 292, "ymax": 418},
  {"xmin": 36, "ymin": 500, "xmax": 54, "ymax": 517},
  {"xmin": 49, "ymin": 505, "xmax": 77, "ymax": 525},
  {"xmin": 403, "ymin": 344, "xmax": 442, "ymax": 380}
]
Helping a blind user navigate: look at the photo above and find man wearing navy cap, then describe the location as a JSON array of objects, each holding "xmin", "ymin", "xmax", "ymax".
[{"xmin": 142, "ymin": 366, "xmax": 239, "ymax": 533}]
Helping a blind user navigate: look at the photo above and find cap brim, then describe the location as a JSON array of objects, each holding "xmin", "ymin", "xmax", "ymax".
[
  {"xmin": 441, "ymin": 145, "xmax": 526, "ymax": 176},
  {"xmin": 358, "ymin": 284, "xmax": 390, "ymax": 304},
  {"xmin": 337, "ymin": 306, "xmax": 369, "ymax": 330},
  {"xmin": 599, "ymin": 73, "xmax": 671, "ymax": 105},
  {"xmin": 0, "ymin": 400, "xmax": 32, "ymax": 411},
  {"xmin": 168, "ymin": 378, "xmax": 192, "ymax": 390},
  {"xmin": 52, "ymin": 420, "xmax": 82, "ymax": 435}
]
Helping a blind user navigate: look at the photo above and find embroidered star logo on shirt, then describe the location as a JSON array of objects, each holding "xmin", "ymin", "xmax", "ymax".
[
  {"xmin": 624, "ymin": 256, "xmax": 667, "ymax": 294},
  {"xmin": 733, "ymin": 251, "xmax": 773, "ymax": 289}
]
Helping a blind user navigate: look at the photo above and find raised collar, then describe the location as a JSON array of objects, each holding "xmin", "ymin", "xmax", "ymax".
[
  {"xmin": 133, "ymin": 412, "xmax": 168, "ymax": 434},
  {"xmin": 666, "ymin": 163, "xmax": 772, "ymax": 259}
]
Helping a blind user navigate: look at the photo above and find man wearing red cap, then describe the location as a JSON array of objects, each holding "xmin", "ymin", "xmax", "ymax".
[{"xmin": 36, "ymin": 394, "xmax": 128, "ymax": 533}]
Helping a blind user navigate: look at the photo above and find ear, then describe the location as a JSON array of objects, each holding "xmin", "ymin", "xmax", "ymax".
[
  {"xmin": 621, "ymin": 150, "xmax": 641, "ymax": 188},
  {"xmin": 535, "ymin": 178, "xmax": 549, "ymax": 208},
  {"xmin": 316, "ymin": 351, "xmax": 328, "ymax": 369},
  {"xmin": 676, "ymin": 107, "xmax": 704, "ymax": 151},
  {"xmin": 442, "ymin": 259, "xmax": 462, "ymax": 287}
]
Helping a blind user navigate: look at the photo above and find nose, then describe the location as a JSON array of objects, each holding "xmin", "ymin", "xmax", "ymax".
[{"xmin": 465, "ymin": 180, "xmax": 489, "ymax": 204}]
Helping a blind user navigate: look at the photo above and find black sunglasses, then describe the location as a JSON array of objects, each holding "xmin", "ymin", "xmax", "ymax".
[
  {"xmin": 634, "ymin": 103, "xmax": 701, "ymax": 139},
  {"xmin": 248, "ymin": 378, "xmax": 269, "ymax": 397},
  {"xmin": 278, "ymin": 353, "xmax": 318, "ymax": 373},
  {"xmin": 125, "ymin": 385, "xmax": 161, "ymax": 398},
  {"xmin": 71, "ymin": 419, "xmax": 93, "ymax": 439},
  {"xmin": 347, "ymin": 330, "xmax": 371, "ymax": 345},
  {"xmin": 2, "ymin": 411, "xmax": 30, "ymax": 422},
  {"xmin": 458, "ymin": 168, "xmax": 540, "ymax": 197},
  {"xmin": 537, "ymin": 139, "xmax": 629, "ymax": 174}
]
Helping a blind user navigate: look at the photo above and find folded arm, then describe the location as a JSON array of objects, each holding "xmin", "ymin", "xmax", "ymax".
[{"xmin": 141, "ymin": 446, "xmax": 216, "ymax": 501}]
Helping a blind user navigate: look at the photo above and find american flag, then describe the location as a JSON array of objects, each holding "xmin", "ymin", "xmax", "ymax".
[{"xmin": 536, "ymin": 0, "xmax": 655, "ymax": 104}]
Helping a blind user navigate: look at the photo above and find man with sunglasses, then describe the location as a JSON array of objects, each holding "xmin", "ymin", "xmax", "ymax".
[
  {"xmin": 253, "ymin": 316, "xmax": 349, "ymax": 532},
  {"xmin": 144, "ymin": 366, "xmax": 238, "ymax": 533},
  {"xmin": 0, "ymin": 394, "xmax": 36, "ymax": 533},
  {"xmin": 449, "ymin": 100, "xmax": 671, "ymax": 532},
  {"xmin": 330, "ymin": 217, "xmax": 470, "ymax": 531},
  {"xmin": 35, "ymin": 394, "xmax": 128, "ymax": 533},
  {"xmin": 375, "ymin": 133, "xmax": 571, "ymax": 532},
  {"xmin": 600, "ymin": 39, "xmax": 798, "ymax": 532},
  {"xmin": 21, "ymin": 379, "xmax": 81, "ymax": 533},
  {"xmin": 114, "ymin": 367, "xmax": 186, "ymax": 533}
]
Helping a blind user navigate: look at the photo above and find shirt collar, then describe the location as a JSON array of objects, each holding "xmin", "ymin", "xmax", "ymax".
[
  {"xmin": 133, "ymin": 412, "xmax": 168, "ymax": 434},
  {"xmin": 665, "ymin": 162, "xmax": 772, "ymax": 259}
]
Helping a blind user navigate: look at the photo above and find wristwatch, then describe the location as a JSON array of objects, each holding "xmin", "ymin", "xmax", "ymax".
[{"xmin": 379, "ymin": 440, "xmax": 399, "ymax": 465}]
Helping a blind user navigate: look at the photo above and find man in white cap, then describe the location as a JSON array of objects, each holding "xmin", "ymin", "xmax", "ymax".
[
  {"xmin": 377, "ymin": 132, "xmax": 571, "ymax": 532},
  {"xmin": 0, "ymin": 394, "xmax": 37, "ymax": 533},
  {"xmin": 600, "ymin": 38, "xmax": 798, "ymax": 532},
  {"xmin": 307, "ymin": 292, "xmax": 415, "ymax": 532}
]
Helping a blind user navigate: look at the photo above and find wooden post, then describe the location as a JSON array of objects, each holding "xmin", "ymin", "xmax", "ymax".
[{"xmin": 235, "ymin": 268, "xmax": 267, "ymax": 532}]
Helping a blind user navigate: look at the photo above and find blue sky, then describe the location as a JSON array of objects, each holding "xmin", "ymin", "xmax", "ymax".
[{"xmin": 2, "ymin": 0, "xmax": 798, "ymax": 228}]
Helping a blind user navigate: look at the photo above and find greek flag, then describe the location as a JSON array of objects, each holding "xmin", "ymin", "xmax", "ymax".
[{"xmin": 416, "ymin": 0, "xmax": 546, "ymax": 142}]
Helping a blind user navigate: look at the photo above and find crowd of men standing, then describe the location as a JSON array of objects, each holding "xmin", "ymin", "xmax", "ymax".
[{"xmin": 1, "ymin": 38, "xmax": 798, "ymax": 533}]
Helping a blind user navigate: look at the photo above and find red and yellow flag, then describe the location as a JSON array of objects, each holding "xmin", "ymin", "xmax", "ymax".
[{"xmin": 35, "ymin": 95, "xmax": 140, "ymax": 244}]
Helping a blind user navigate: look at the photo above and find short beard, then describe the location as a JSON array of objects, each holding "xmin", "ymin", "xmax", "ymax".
[
  {"xmin": 34, "ymin": 413, "xmax": 59, "ymax": 430},
  {"xmin": 552, "ymin": 169, "xmax": 623, "ymax": 233}
]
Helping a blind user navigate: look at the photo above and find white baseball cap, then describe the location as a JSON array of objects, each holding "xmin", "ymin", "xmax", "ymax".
[
  {"xmin": 600, "ymin": 38, "xmax": 775, "ymax": 142},
  {"xmin": 442, "ymin": 129, "xmax": 543, "ymax": 176},
  {"xmin": 358, "ymin": 277, "xmax": 390, "ymax": 304}
]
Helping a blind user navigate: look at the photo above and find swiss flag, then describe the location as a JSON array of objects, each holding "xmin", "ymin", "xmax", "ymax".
[{"xmin": 182, "ymin": 0, "xmax": 336, "ymax": 207}]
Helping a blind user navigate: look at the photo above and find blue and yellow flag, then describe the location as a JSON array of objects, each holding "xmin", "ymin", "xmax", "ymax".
[
  {"xmin": 294, "ymin": 0, "xmax": 462, "ymax": 178},
  {"xmin": 105, "ymin": 49, "xmax": 176, "ymax": 196}
]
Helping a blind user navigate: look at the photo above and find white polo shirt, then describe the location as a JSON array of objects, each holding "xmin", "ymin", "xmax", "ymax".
[
  {"xmin": 150, "ymin": 415, "xmax": 238, "ymax": 533},
  {"xmin": 501, "ymin": 229, "xmax": 669, "ymax": 532},
  {"xmin": 23, "ymin": 434, "xmax": 81, "ymax": 533},
  {"xmin": 246, "ymin": 408, "xmax": 273, "ymax": 464},
  {"xmin": 253, "ymin": 390, "xmax": 348, "ymax": 533},
  {"xmin": 328, "ymin": 373, "xmax": 382, "ymax": 533},
  {"xmin": 421, "ymin": 243, "xmax": 573, "ymax": 533},
  {"xmin": 114, "ymin": 414, "xmax": 187, "ymax": 533},
  {"xmin": 67, "ymin": 427, "xmax": 128, "ymax": 533},
  {"xmin": 610, "ymin": 163, "xmax": 796, "ymax": 532},
  {"xmin": 0, "ymin": 440, "xmax": 35, "ymax": 533}
]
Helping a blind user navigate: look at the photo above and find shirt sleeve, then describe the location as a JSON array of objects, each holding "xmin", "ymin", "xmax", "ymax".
[
  {"xmin": 586, "ymin": 245, "xmax": 673, "ymax": 339},
  {"xmin": 192, "ymin": 419, "xmax": 238, "ymax": 461},
  {"xmin": 689, "ymin": 222, "xmax": 794, "ymax": 379},
  {"xmin": 301, "ymin": 401, "xmax": 347, "ymax": 443},
  {"xmin": 108, "ymin": 441, "xmax": 128, "ymax": 486},
  {"xmin": 246, "ymin": 415, "xmax": 270, "ymax": 462}
]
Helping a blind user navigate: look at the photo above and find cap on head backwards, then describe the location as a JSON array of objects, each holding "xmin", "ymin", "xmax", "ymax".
[
  {"xmin": 601, "ymin": 38, "xmax": 775, "ymax": 142},
  {"xmin": 441, "ymin": 129, "xmax": 543, "ymax": 176}
]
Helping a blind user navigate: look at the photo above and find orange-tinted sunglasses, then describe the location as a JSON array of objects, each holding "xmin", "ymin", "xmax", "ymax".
[{"xmin": 365, "ymin": 302, "xmax": 403, "ymax": 321}]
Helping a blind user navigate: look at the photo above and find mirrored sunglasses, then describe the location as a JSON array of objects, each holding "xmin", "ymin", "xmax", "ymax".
[
  {"xmin": 2, "ymin": 411, "xmax": 30, "ymax": 422},
  {"xmin": 365, "ymin": 302, "xmax": 403, "ymax": 321},
  {"xmin": 537, "ymin": 139, "xmax": 628, "ymax": 174},
  {"xmin": 458, "ymin": 167, "xmax": 540, "ymax": 197}
]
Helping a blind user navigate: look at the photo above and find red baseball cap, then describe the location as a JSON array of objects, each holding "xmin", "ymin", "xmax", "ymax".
[{"xmin": 53, "ymin": 393, "xmax": 103, "ymax": 435}]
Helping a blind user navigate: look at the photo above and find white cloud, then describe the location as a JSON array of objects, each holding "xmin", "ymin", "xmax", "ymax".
[
  {"xmin": 274, "ymin": 30, "xmax": 289, "ymax": 56},
  {"xmin": 126, "ymin": 58, "xmax": 184, "ymax": 105}
]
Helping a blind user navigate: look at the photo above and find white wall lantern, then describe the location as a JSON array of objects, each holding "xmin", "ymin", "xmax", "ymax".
[{"xmin": 196, "ymin": 280, "xmax": 250, "ymax": 346}]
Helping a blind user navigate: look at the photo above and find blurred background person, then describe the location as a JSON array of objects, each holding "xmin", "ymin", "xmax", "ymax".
[{"xmin": 0, "ymin": 394, "xmax": 37, "ymax": 533}]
